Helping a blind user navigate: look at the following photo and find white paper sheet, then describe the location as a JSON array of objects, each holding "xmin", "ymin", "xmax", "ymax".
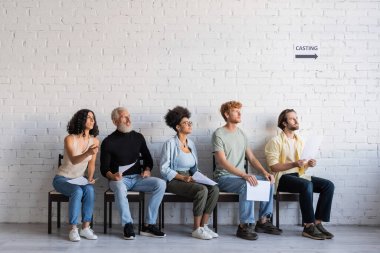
[
  {"xmin": 246, "ymin": 180, "xmax": 270, "ymax": 201},
  {"xmin": 192, "ymin": 171, "xmax": 217, "ymax": 186},
  {"xmin": 119, "ymin": 161, "xmax": 137, "ymax": 174},
  {"xmin": 301, "ymin": 135, "xmax": 323, "ymax": 160},
  {"xmin": 67, "ymin": 176, "xmax": 89, "ymax": 186}
]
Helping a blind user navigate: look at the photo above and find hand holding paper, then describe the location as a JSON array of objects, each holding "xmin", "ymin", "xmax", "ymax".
[
  {"xmin": 119, "ymin": 161, "xmax": 137, "ymax": 174},
  {"xmin": 88, "ymin": 178, "xmax": 98, "ymax": 184},
  {"xmin": 246, "ymin": 180, "xmax": 270, "ymax": 201},
  {"xmin": 67, "ymin": 176, "xmax": 90, "ymax": 186},
  {"xmin": 307, "ymin": 159, "xmax": 317, "ymax": 167}
]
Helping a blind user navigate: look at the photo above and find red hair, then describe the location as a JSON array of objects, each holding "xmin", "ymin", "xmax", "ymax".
[{"xmin": 220, "ymin": 101, "xmax": 242, "ymax": 121}]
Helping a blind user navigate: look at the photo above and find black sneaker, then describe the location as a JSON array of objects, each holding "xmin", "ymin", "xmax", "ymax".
[
  {"xmin": 123, "ymin": 223, "xmax": 135, "ymax": 240},
  {"xmin": 236, "ymin": 224, "xmax": 258, "ymax": 240},
  {"xmin": 254, "ymin": 220, "xmax": 282, "ymax": 235},
  {"xmin": 316, "ymin": 223, "xmax": 334, "ymax": 239},
  {"xmin": 302, "ymin": 224, "xmax": 325, "ymax": 240},
  {"xmin": 141, "ymin": 224, "xmax": 166, "ymax": 238}
]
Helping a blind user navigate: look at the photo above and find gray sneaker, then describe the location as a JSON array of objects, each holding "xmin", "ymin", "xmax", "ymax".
[
  {"xmin": 236, "ymin": 224, "xmax": 258, "ymax": 240},
  {"xmin": 302, "ymin": 224, "xmax": 325, "ymax": 240},
  {"xmin": 316, "ymin": 223, "xmax": 334, "ymax": 239}
]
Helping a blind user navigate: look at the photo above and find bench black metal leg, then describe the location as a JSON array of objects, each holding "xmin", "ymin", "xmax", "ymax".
[
  {"xmin": 140, "ymin": 193, "xmax": 145, "ymax": 234},
  {"xmin": 48, "ymin": 196, "xmax": 52, "ymax": 234},
  {"xmin": 109, "ymin": 202, "xmax": 112, "ymax": 228},
  {"xmin": 213, "ymin": 204, "xmax": 218, "ymax": 233},
  {"xmin": 57, "ymin": 202, "xmax": 61, "ymax": 228},
  {"xmin": 162, "ymin": 202, "xmax": 165, "ymax": 229},
  {"xmin": 104, "ymin": 196, "xmax": 107, "ymax": 234},
  {"xmin": 158, "ymin": 204, "xmax": 162, "ymax": 230},
  {"xmin": 276, "ymin": 198, "xmax": 280, "ymax": 228}
]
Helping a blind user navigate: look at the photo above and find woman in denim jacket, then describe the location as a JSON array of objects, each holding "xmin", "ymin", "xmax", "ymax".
[{"xmin": 160, "ymin": 106, "xmax": 219, "ymax": 240}]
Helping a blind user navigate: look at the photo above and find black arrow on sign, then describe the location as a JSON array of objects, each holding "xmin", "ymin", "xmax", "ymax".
[{"xmin": 295, "ymin": 54, "xmax": 318, "ymax": 59}]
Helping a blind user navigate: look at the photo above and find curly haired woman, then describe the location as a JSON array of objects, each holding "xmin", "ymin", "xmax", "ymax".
[
  {"xmin": 160, "ymin": 106, "xmax": 219, "ymax": 240},
  {"xmin": 52, "ymin": 109, "xmax": 100, "ymax": 242}
]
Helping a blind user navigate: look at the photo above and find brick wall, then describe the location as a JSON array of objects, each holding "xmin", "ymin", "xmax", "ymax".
[{"xmin": 0, "ymin": 0, "xmax": 379, "ymax": 225}]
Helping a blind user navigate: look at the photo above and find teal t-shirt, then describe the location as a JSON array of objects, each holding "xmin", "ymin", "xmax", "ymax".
[{"xmin": 212, "ymin": 127, "xmax": 247, "ymax": 178}]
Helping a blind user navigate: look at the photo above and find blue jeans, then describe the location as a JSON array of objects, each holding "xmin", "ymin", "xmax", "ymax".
[
  {"xmin": 278, "ymin": 173, "xmax": 334, "ymax": 223},
  {"xmin": 217, "ymin": 175, "xmax": 274, "ymax": 224},
  {"xmin": 109, "ymin": 175, "xmax": 166, "ymax": 226},
  {"xmin": 52, "ymin": 175, "xmax": 95, "ymax": 225}
]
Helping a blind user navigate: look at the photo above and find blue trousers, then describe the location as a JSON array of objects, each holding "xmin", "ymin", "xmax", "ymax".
[
  {"xmin": 109, "ymin": 175, "xmax": 166, "ymax": 226},
  {"xmin": 53, "ymin": 175, "xmax": 95, "ymax": 225},
  {"xmin": 217, "ymin": 175, "xmax": 274, "ymax": 224}
]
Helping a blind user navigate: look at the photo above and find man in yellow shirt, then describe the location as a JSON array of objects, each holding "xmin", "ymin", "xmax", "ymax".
[{"xmin": 265, "ymin": 109, "xmax": 334, "ymax": 240}]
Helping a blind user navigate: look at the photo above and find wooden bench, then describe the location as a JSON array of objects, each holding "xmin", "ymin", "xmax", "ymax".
[{"xmin": 158, "ymin": 192, "xmax": 193, "ymax": 230}]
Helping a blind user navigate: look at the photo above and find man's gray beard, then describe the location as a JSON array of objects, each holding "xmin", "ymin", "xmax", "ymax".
[{"xmin": 117, "ymin": 124, "xmax": 132, "ymax": 133}]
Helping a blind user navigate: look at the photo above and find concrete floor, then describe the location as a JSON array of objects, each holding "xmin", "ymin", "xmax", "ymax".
[{"xmin": 0, "ymin": 223, "xmax": 379, "ymax": 253}]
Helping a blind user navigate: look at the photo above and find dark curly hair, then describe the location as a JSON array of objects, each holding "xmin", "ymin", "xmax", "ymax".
[
  {"xmin": 67, "ymin": 109, "xmax": 99, "ymax": 137},
  {"xmin": 164, "ymin": 106, "xmax": 191, "ymax": 132}
]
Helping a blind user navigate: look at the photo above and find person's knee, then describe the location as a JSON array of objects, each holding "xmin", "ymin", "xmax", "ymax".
[
  {"xmin": 302, "ymin": 181, "xmax": 313, "ymax": 194},
  {"xmin": 212, "ymin": 185, "xmax": 220, "ymax": 196},
  {"xmin": 195, "ymin": 185, "xmax": 208, "ymax": 200},
  {"xmin": 154, "ymin": 178, "xmax": 166, "ymax": 192},
  {"xmin": 71, "ymin": 187, "xmax": 83, "ymax": 199},
  {"xmin": 269, "ymin": 183, "xmax": 275, "ymax": 194},
  {"xmin": 325, "ymin": 180, "xmax": 335, "ymax": 193},
  {"xmin": 83, "ymin": 185, "xmax": 95, "ymax": 198},
  {"xmin": 208, "ymin": 186, "xmax": 219, "ymax": 200},
  {"xmin": 238, "ymin": 181, "xmax": 247, "ymax": 195},
  {"xmin": 110, "ymin": 180, "xmax": 125, "ymax": 193}
]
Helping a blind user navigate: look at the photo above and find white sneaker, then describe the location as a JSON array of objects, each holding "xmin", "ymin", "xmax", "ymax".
[
  {"xmin": 203, "ymin": 224, "xmax": 219, "ymax": 238},
  {"xmin": 79, "ymin": 227, "xmax": 98, "ymax": 240},
  {"xmin": 192, "ymin": 227, "xmax": 212, "ymax": 240},
  {"xmin": 69, "ymin": 227, "xmax": 81, "ymax": 242}
]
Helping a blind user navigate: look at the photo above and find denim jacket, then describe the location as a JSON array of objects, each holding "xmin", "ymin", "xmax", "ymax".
[{"xmin": 160, "ymin": 135, "xmax": 199, "ymax": 182}]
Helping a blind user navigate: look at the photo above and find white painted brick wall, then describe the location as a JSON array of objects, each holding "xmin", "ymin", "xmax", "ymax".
[{"xmin": 0, "ymin": 0, "xmax": 379, "ymax": 225}]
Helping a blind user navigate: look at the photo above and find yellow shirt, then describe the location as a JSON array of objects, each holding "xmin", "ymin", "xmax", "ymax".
[{"xmin": 265, "ymin": 131, "xmax": 310, "ymax": 192}]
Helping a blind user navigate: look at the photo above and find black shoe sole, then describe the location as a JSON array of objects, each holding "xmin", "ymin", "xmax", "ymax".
[
  {"xmin": 302, "ymin": 232, "xmax": 325, "ymax": 240},
  {"xmin": 255, "ymin": 227, "xmax": 282, "ymax": 235},
  {"xmin": 236, "ymin": 233, "xmax": 258, "ymax": 240},
  {"xmin": 140, "ymin": 231, "xmax": 166, "ymax": 238}
]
